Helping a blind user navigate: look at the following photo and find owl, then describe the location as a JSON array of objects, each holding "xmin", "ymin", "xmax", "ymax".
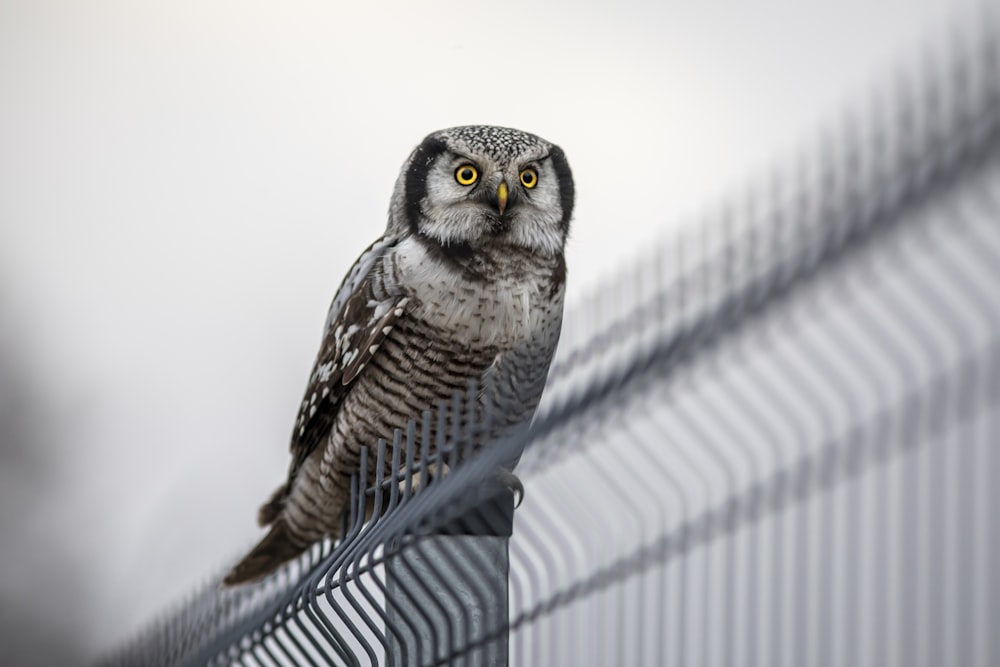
[{"xmin": 224, "ymin": 125, "xmax": 574, "ymax": 585}]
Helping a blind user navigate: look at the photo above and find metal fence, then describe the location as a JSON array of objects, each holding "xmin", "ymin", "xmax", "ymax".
[{"xmin": 102, "ymin": 14, "xmax": 1000, "ymax": 667}]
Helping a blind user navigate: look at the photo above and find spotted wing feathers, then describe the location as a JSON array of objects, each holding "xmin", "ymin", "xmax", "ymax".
[
  {"xmin": 342, "ymin": 296, "xmax": 409, "ymax": 386},
  {"xmin": 258, "ymin": 238, "xmax": 405, "ymax": 526}
]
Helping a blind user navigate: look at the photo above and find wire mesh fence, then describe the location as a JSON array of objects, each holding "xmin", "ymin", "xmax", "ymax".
[{"xmin": 102, "ymin": 12, "xmax": 1000, "ymax": 667}]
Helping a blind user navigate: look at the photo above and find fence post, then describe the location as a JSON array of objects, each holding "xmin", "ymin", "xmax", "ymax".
[{"xmin": 386, "ymin": 485, "xmax": 514, "ymax": 667}]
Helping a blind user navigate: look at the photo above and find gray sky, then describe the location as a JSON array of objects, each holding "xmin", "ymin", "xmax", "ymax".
[{"xmin": 0, "ymin": 0, "xmax": 977, "ymax": 660}]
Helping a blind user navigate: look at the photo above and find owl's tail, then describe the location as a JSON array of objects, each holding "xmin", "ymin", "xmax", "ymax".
[{"xmin": 222, "ymin": 520, "xmax": 306, "ymax": 587}]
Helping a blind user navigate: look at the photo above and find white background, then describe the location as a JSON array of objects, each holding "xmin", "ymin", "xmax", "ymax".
[{"xmin": 0, "ymin": 0, "xmax": 979, "ymax": 661}]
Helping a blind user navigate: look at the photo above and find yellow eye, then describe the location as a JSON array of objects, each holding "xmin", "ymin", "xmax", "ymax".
[
  {"xmin": 519, "ymin": 167, "xmax": 539, "ymax": 189},
  {"xmin": 455, "ymin": 164, "xmax": 478, "ymax": 186}
]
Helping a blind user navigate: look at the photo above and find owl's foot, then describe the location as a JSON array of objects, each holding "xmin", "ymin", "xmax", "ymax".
[
  {"xmin": 397, "ymin": 462, "xmax": 523, "ymax": 508},
  {"xmin": 399, "ymin": 460, "xmax": 451, "ymax": 497},
  {"xmin": 496, "ymin": 468, "xmax": 524, "ymax": 508}
]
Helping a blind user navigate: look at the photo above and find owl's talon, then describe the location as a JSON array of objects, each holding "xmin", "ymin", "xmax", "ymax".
[
  {"xmin": 496, "ymin": 469, "xmax": 524, "ymax": 508},
  {"xmin": 400, "ymin": 461, "xmax": 451, "ymax": 496}
]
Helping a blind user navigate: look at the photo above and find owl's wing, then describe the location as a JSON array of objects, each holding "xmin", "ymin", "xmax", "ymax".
[{"xmin": 281, "ymin": 237, "xmax": 407, "ymax": 504}]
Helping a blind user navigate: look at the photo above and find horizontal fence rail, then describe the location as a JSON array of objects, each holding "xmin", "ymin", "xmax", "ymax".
[{"xmin": 102, "ymin": 13, "xmax": 1000, "ymax": 667}]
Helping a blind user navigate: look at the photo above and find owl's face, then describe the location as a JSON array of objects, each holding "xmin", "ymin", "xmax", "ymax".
[{"xmin": 389, "ymin": 126, "xmax": 574, "ymax": 258}]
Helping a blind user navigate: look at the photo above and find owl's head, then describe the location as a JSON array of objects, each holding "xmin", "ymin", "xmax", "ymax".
[{"xmin": 388, "ymin": 126, "xmax": 574, "ymax": 258}]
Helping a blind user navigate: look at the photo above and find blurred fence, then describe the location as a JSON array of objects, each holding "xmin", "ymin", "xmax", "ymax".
[{"xmin": 102, "ymin": 14, "xmax": 1000, "ymax": 667}]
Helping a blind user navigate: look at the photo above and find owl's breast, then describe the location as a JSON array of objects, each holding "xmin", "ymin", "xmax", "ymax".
[{"xmin": 387, "ymin": 236, "xmax": 565, "ymax": 351}]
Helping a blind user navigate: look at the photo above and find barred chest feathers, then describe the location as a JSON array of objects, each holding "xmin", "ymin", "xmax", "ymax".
[{"xmin": 388, "ymin": 236, "xmax": 563, "ymax": 350}]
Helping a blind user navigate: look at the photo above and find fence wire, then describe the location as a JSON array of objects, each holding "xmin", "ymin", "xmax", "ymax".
[{"xmin": 101, "ymin": 13, "xmax": 1000, "ymax": 667}]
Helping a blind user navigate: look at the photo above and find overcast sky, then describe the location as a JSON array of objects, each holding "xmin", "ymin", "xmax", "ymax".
[{"xmin": 0, "ymin": 0, "xmax": 981, "ymax": 661}]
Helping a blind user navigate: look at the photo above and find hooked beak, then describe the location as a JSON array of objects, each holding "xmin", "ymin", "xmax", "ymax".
[{"xmin": 496, "ymin": 180, "xmax": 509, "ymax": 216}]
